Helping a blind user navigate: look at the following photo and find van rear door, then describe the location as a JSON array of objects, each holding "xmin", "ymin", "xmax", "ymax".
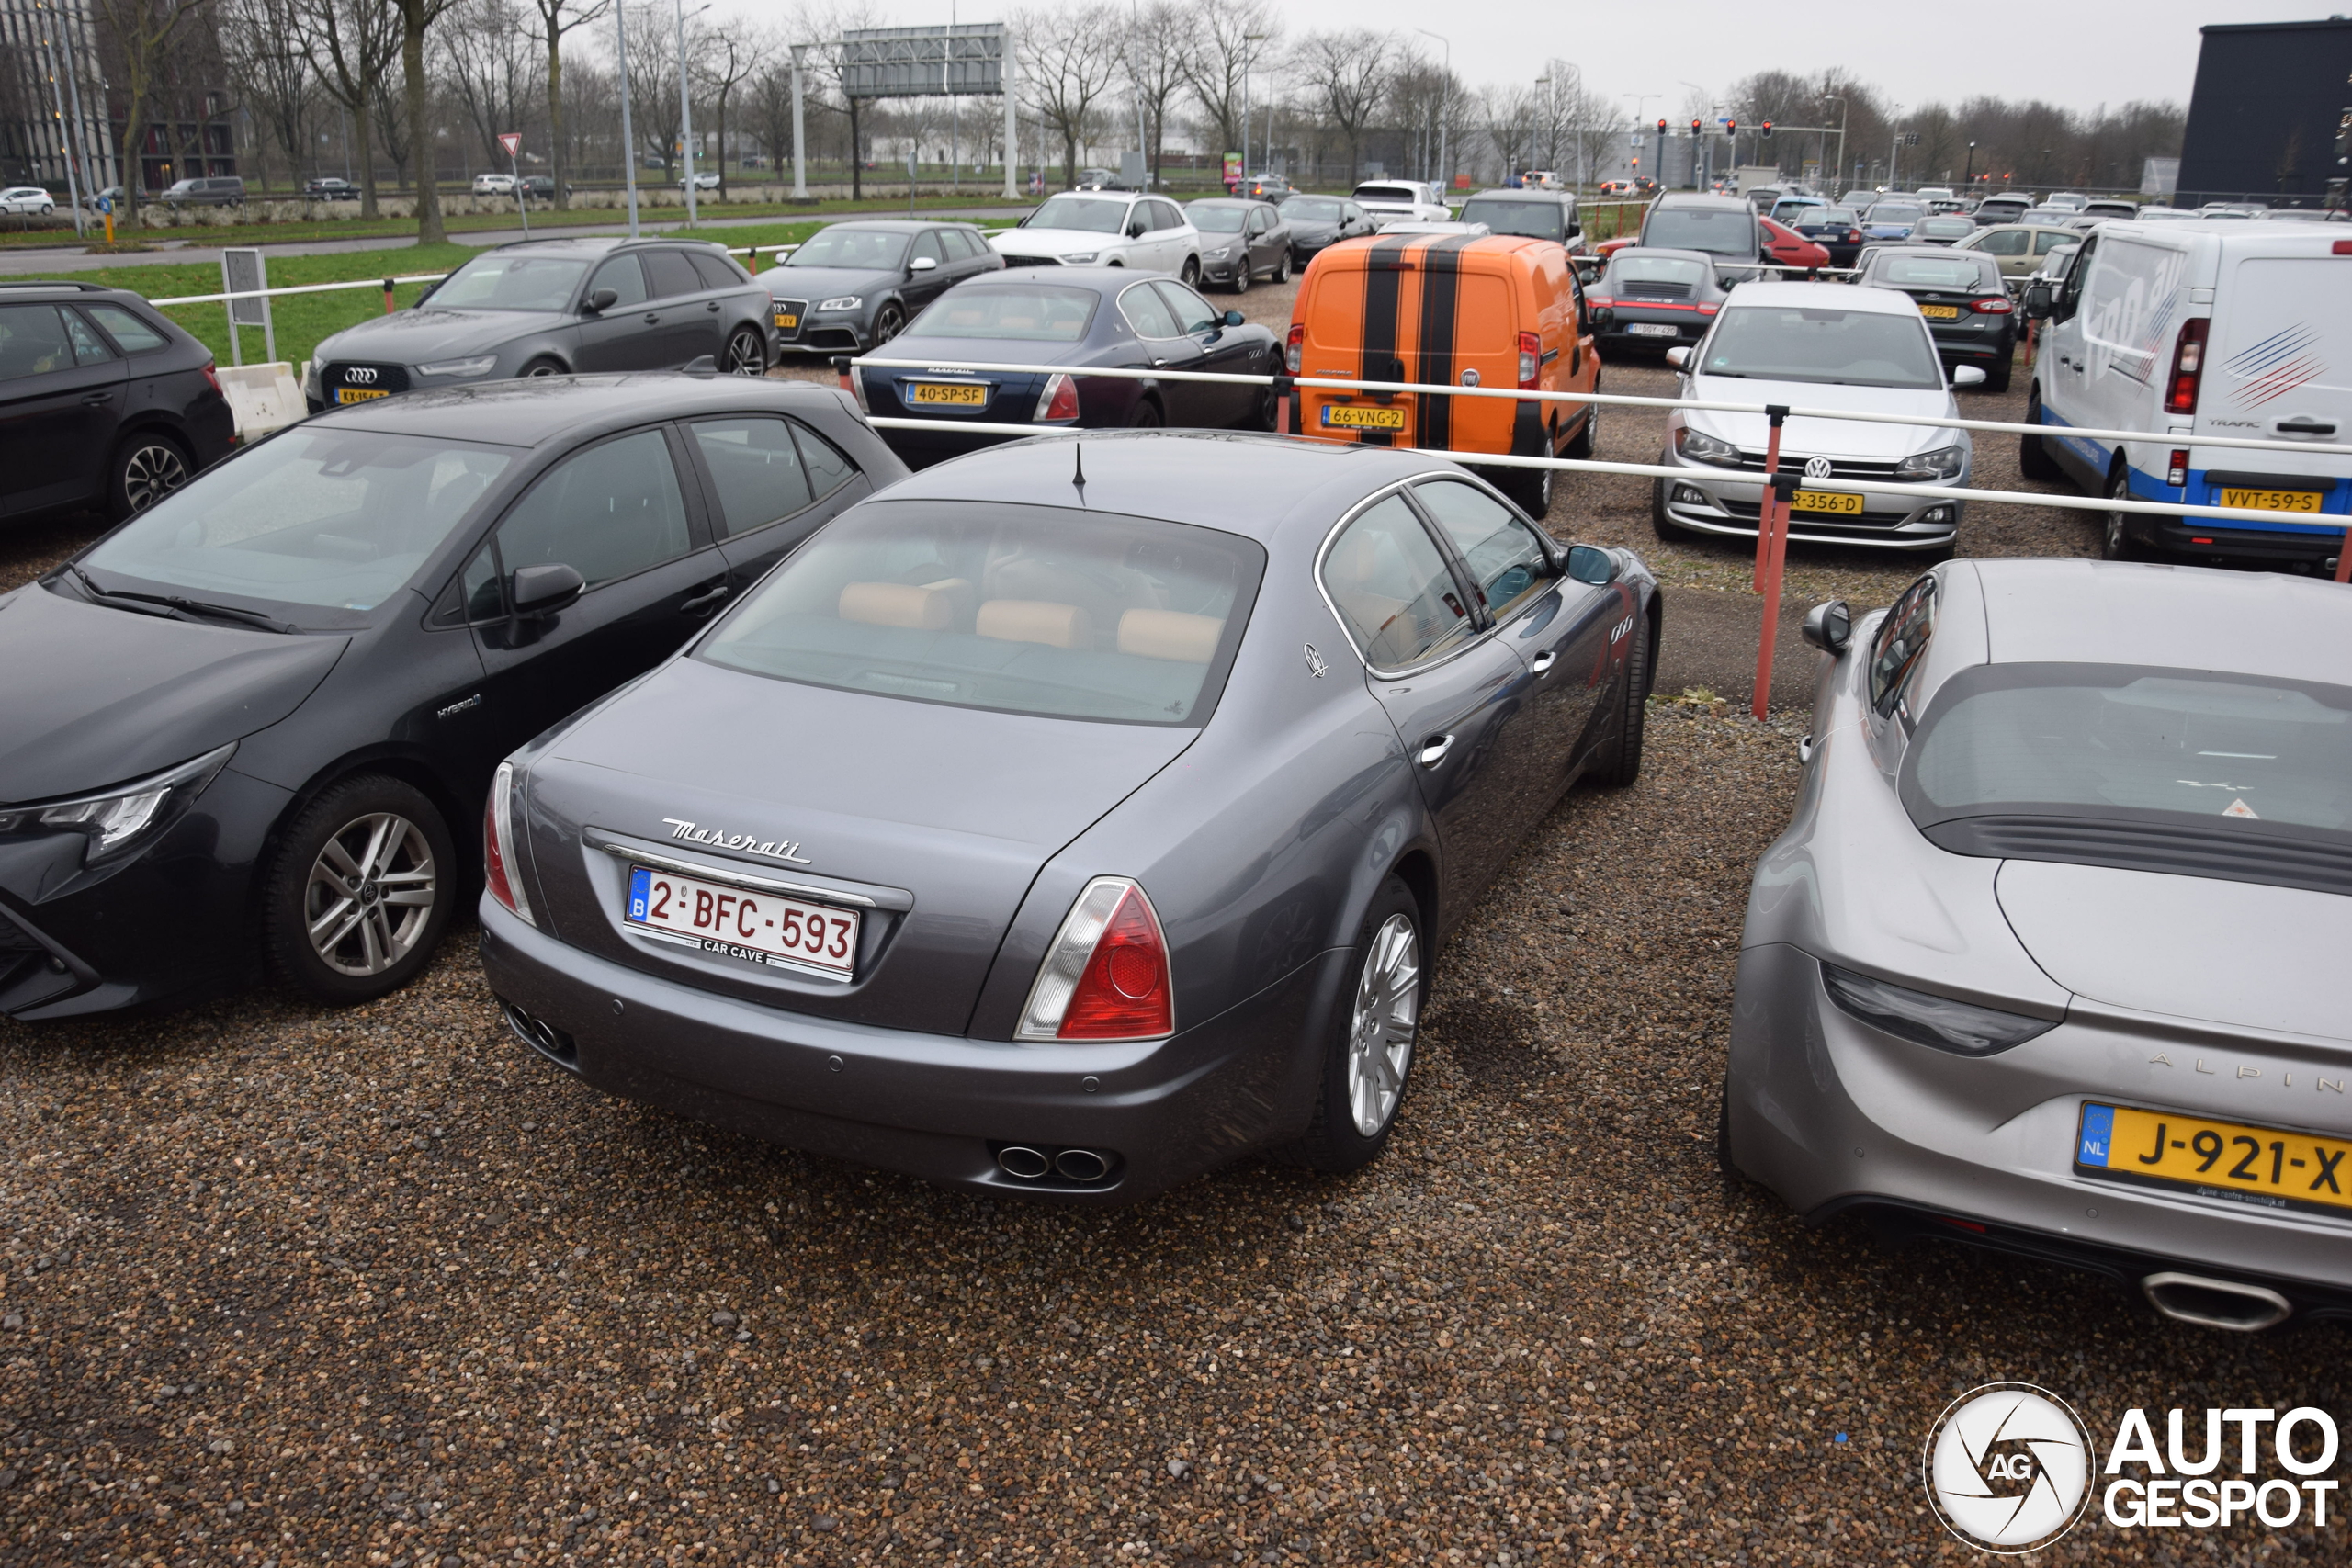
[{"xmin": 2199, "ymin": 243, "xmax": 2352, "ymax": 531}]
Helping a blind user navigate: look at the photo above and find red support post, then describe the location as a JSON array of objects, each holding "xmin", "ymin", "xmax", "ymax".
[
  {"xmin": 382, "ymin": 279, "xmax": 397, "ymax": 314},
  {"xmin": 1752, "ymin": 405, "xmax": 1792, "ymax": 720},
  {"xmin": 2335, "ymin": 523, "xmax": 2350, "ymax": 584}
]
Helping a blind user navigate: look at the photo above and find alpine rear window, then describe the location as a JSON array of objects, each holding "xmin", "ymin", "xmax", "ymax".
[
  {"xmin": 1902, "ymin": 663, "xmax": 2352, "ymax": 892},
  {"xmin": 696, "ymin": 500, "xmax": 1263, "ymax": 726}
]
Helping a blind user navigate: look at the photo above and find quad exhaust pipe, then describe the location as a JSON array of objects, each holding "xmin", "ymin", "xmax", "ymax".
[
  {"xmin": 994, "ymin": 1144, "xmax": 1114, "ymax": 1184},
  {"xmin": 2142, "ymin": 1271, "xmax": 2292, "ymax": 1333}
]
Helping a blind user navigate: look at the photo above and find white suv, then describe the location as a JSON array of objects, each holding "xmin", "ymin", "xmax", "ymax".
[
  {"xmin": 990, "ymin": 192, "xmax": 1201, "ymax": 282},
  {"xmin": 1351, "ymin": 181, "xmax": 1451, "ymax": 229}
]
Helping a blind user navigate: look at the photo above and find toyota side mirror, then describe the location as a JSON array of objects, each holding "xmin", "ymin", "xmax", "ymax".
[
  {"xmin": 583, "ymin": 288, "xmax": 617, "ymax": 313},
  {"xmin": 1222, "ymin": 310, "xmax": 1245, "ymax": 327},
  {"xmin": 511, "ymin": 562, "xmax": 585, "ymax": 619},
  {"xmin": 1665, "ymin": 345, "xmax": 1691, "ymax": 369},
  {"xmin": 2022, "ymin": 281, "xmax": 2052, "ymax": 319},
  {"xmin": 910, "ymin": 255, "xmax": 937, "ymax": 272},
  {"xmin": 1565, "ymin": 544, "xmax": 1620, "ymax": 584},
  {"xmin": 1801, "ymin": 599, "xmax": 1852, "ymax": 655}
]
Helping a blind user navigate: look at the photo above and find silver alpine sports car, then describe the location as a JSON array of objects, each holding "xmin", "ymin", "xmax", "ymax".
[
  {"xmin": 481, "ymin": 432, "xmax": 1659, "ymax": 1202},
  {"xmin": 1725, "ymin": 558, "xmax": 2352, "ymax": 1330}
]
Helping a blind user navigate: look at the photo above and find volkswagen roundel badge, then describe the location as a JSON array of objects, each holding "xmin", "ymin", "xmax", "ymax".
[{"xmin": 1803, "ymin": 455, "xmax": 1834, "ymax": 480}]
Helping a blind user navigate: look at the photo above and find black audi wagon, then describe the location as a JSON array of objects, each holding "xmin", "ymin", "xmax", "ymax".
[{"xmin": 0, "ymin": 373, "xmax": 904, "ymax": 1019}]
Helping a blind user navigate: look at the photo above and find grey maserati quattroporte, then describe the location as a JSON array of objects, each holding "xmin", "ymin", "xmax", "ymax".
[
  {"xmin": 1726, "ymin": 558, "xmax": 2352, "ymax": 1330},
  {"xmin": 481, "ymin": 431, "xmax": 1660, "ymax": 1201}
]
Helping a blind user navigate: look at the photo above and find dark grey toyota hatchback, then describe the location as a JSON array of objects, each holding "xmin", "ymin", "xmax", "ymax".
[{"xmin": 481, "ymin": 432, "xmax": 1660, "ymax": 1203}]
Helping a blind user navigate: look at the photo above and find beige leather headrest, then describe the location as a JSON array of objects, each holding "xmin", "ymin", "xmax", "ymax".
[
  {"xmin": 840, "ymin": 581, "xmax": 953, "ymax": 631},
  {"xmin": 977, "ymin": 599, "xmax": 1093, "ymax": 649},
  {"xmin": 1117, "ymin": 608, "xmax": 1221, "ymax": 663}
]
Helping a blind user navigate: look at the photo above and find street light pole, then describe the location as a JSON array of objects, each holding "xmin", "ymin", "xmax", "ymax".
[
  {"xmin": 790, "ymin": 44, "xmax": 808, "ymax": 199},
  {"xmin": 1623, "ymin": 93, "xmax": 1659, "ymax": 186},
  {"xmin": 676, "ymin": 0, "xmax": 702, "ymax": 225},
  {"xmin": 1415, "ymin": 29, "xmax": 1449, "ymax": 191},
  {"xmin": 616, "ymin": 0, "xmax": 639, "ymax": 236},
  {"xmin": 1677, "ymin": 80, "xmax": 1708, "ymax": 189}
]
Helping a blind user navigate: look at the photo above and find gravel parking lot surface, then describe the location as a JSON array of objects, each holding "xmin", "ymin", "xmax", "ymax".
[{"xmin": 4, "ymin": 286, "xmax": 2338, "ymax": 1567}]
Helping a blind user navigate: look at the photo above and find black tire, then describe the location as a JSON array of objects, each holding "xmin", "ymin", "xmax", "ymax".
[
  {"xmin": 1983, "ymin": 352, "xmax": 2012, "ymax": 394},
  {"xmin": 1251, "ymin": 384, "xmax": 1282, "ymax": 432},
  {"xmin": 872, "ymin": 302, "xmax": 906, "ymax": 345},
  {"xmin": 262, "ymin": 775, "xmax": 458, "ymax": 1005},
  {"xmin": 1179, "ymin": 255, "xmax": 1201, "ymax": 287},
  {"xmin": 1592, "ymin": 609, "xmax": 1653, "ymax": 787},
  {"xmin": 1502, "ymin": 463, "xmax": 1553, "ymax": 519},
  {"xmin": 2101, "ymin": 468, "xmax": 2147, "ymax": 561},
  {"xmin": 2018, "ymin": 385, "xmax": 2062, "ymax": 480},
  {"xmin": 1273, "ymin": 250, "xmax": 1292, "ymax": 284},
  {"xmin": 107, "ymin": 431, "xmax": 192, "ymax": 520},
  {"xmin": 1125, "ymin": 397, "xmax": 1163, "ymax": 428},
  {"xmin": 519, "ymin": 356, "xmax": 566, "ymax": 378},
  {"xmin": 723, "ymin": 324, "xmax": 767, "ymax": 377},
  {"xmin": 1563, "ymin": 405, "xmax": 1596, "ymax": 460},
  {"xmin": 1649, "ymin": 475, "xmax": 1686, "ymax": 542},
  {"xmin": 1230, "ymin": 259, "xmax": 1250, "ymax": 295},
  {"xmin": 1280, "ymin": 875, "xmax": 1424, "ymax": 1174}
]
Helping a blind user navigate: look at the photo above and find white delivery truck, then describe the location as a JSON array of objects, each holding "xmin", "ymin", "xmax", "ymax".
[{"xmin": 2020, "ymin": 219, "xmax": 2350, "ymax": 568}]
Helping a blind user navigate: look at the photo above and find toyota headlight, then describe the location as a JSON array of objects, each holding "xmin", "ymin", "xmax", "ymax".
[
  {"xmin": 1821, "ymin": 963, "xmax": 2055, "ymax": 1056},
  {"xmin": 1894, "ymin": 445, "xmax": 1964, "ymax": 482},
  {"xmin": 416, "ymin": 355, "xmax": 498, "ymax": 378},
  {"xmin": 1061, "ymin": 252, "xmax": 1099, "ymax": 265},
  {"xmin": 817, "ymin": 295, "xmax": 863, "ymax": 312},
  {"xmin": 1675, "ymin": 427, "xmax": 1744, "ymax": 468},
  {"xmin": 6, "ymin": 743, "xmax": 238, "ymax": 865}
]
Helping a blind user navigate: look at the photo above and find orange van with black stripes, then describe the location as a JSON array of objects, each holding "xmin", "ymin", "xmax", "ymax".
[{"xmin": 1283, "ymin": 231, "xmax": 1600, "ymax": 515}]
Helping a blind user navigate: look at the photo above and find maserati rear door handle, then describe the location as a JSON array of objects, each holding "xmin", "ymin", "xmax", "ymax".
[
  {"xmin": 679, "ymin": 583, "xmax": 730, "ymax": 615},
  {"xmin": 643, "ymin": 312, "xmax": 661, "ymax": 324},
  {"xmin": 706, "ymin": 301, "xmax": 721, "ymax": 312},
  {"xmin": 1417, "ymin": 734, "xmax": 1455, "ymax": 769},
  {"xmin": 1529, "ymin": 650, "xmax": 1558, "ymax": 675}
]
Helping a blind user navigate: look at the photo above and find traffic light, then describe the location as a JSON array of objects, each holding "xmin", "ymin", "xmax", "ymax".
[
  {"xmin": 1724, "ymin": 119, "xmax": 1737, "ymax": 140},
  {"xmin": 1760, "ymin": 120, "xmax": 1772, "ymax": 139},
  {"xmin": 1690, "ymin": 118, "xmax": 1702, "ymax": 139},
  {"xmin": 1657, "ymin": 119, "xmax": 1668, "ymax": 141}
]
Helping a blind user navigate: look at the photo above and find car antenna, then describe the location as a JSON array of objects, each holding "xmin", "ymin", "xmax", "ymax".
[{"xmin": 1071, "ymin": 440, "xmax": 1086, "ymax": 504}]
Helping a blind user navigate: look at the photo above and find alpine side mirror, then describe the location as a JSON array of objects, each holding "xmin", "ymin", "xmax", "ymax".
[
  {"xmin": 1801, "ymin": 599, "xmax": 1852, "ymax": 655},
  {"xmin": 511, "ymin": 562, "xmax": 585, "ymax": 619},
  {"xmin": 1565, "ymin": 544, "xmax": 1620, "ymax": 584},
  {"xmin": 2022, "ymin": 281, "xmax": 2053, "ymax": 319},
  {"xmin": 1665, "ymin": 345, "xmax": 1691, "ymax": 369},
  {"xmin": 910, "ymin": 255, "xmax": 937, "ymax": 272},
  {"xmin": 1222, "ymin": 310, "xmax": 1245, "ymax": 328},
  {"xmin": 583, "ymin": 287, "xmax": 618, "ymax": 313}
]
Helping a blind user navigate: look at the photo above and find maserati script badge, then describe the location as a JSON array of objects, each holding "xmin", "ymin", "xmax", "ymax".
[{"xmin": 662, "ymin": 818, "xmax": 813, "ymax": 865}]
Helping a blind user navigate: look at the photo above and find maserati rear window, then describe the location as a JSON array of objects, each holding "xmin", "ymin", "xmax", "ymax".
[
  {"xmin": 697, "ymin": 501, "xmax": 1263, "ymax": 726},
  {"xmin": 1905, "ymin": 664, "xmax": 2352, "ymax": 843},
  {"xmin": 907, "ymin": 286, "xmax": 1097, "ymax": 343}
]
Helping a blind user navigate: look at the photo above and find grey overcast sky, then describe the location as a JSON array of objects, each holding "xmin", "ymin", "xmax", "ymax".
[{"xmin": 736, "ymin": 1, "xmax": 2286, "ymax": 114}]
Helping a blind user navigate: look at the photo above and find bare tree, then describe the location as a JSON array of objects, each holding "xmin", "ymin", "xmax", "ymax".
[
  {"xmin": 90, "ymin": 0, "xmax": 219, "ymax": 226},
  {"xmin": 694, "ymin": 21, "xmax": 766, "ymax": 199},
  {"xmin": 439, "ymin": 0, "xmax": 538, "ymax": 172},
  {"xmin": 222, "ymin": 0, "xmax": 315, "ymax": 186},
  {"xmin": 1477, "ymin": 83, "xmax": 1535, "ymax": 186},
  {"xmin": 1120, "ymin": 4, "xmax": 1185, "ymax": 188},
  {"xmin": 1295, "ymin": 28, "xmax": 1389, "ymax": 186},
  {"xmin": 1016, "ymin": 4, "xmax": 1121, "ymax": 191},
  {"xmin": 526, "ymin": 0, "xmax": 608, "ymax": 209},
  {"xmin": 390, "ymin": 0, "xmax": 460, "ymax": 240},
  {"xmin": 309, "ymin": 0, "xmax": 398, "ymax": 216},
  {"xmin": 1181, "ymin": 0, "xmax": 1279, "ymax": 160}
]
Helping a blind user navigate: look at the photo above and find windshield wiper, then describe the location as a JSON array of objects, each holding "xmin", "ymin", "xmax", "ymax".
[{"xmin": 63, "ymin": 565, "xmax": 295, "ymax": 633}]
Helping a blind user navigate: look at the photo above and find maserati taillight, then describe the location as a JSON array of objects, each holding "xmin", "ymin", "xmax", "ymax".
[
  {"xmin": 484, "ymin": 761, "xmax": 533, "ymax": 926},
  {"xmin": 1517, "ymin": 331, "xmax": 1541, "ymax": 389},
  {"xmin": 1034, "ymin": 371, "xmax": 1080, "ymax": 423},
  {"xmin": 2165, "ymin": 318, "xmax": 2209, "ymax": 416},
  {"xmin": 1285, "ymin": 321, "xmax": 1304, "ymax": 374},
  {"xmin": 1016, "ymin": 877, "xmax": 1173, "ymax": 1043}
]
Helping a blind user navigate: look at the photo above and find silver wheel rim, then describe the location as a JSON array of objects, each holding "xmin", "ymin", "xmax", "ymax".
[
  {"xmin": 304, "ymin": 812, "xmax": 437, "ymax": 977},
  {"xmin": 726, "ymin": 329, "xmax": 764, "ymax": 376},
  {"xmin": 1345, "ymin": 914, "xmax": 1419, "ymax": 1137},
  {"xmin": 875, "ymin": 308, "xmax": 903, "ymax": 344},
  {"xmin": 526, "ymin": 361, "xmax": 560, "ymax": 378},
  {"xmin": 121, "ymin": 443, "xmax": 188, "ymax": 513}
]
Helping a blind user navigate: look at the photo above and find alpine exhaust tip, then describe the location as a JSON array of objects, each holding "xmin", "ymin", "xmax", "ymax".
[{"xmin": 2141, "ymin": 1271, "xmax": 2292, "ymax": 1333}]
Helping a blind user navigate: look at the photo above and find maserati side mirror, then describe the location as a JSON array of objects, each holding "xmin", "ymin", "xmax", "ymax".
[
  {"xmin": 1565, "ymin": 544, "xmax": 1620, "ymax": 584},
  {"xmin": 1801, "ymin": 599, "xmax": 1852, "ymax": 655},
  {"xmin": 1223, "ymin": 310, "xmax": 1245, "ymax": 327},
  {"xmin": 511, "ymin": 562, "xmax": 585, "ymax": 619}
]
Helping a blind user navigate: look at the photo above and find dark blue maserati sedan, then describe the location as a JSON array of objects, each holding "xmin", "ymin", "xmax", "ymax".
[
  {"xmin": 846, "ymin": 267, "xmax": 1283, "ymax": 468},
  {"xmin": 480, "ymin": 431, "xmax": 1662, "ymax": 1202}
]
